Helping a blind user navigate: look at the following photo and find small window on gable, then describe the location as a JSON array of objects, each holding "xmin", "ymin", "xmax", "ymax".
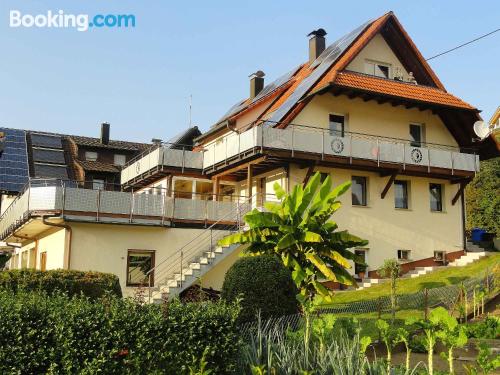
[
  {"xmin": 352, "ymin": 176, "xmax": 367, "ymax": 206},
  {"xmin": 365, "ymin": 61, "xmax": 390, "ymax": 79},
  {"xmin": 409, "ymin": 124, "xmax": 425, "ymax": 148}
]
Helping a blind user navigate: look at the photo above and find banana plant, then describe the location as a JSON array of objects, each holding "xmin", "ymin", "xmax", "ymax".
[
  {"xmin": 376, "ymin": 319, "xmax": 398, "ymax": 372},
  {"xmin": 219, "ymin": 172, "xmax": 368, "ymax": 342},
  {"xmin": 395, "ymin": 327, "xmax": 411, "ymax": 372}
]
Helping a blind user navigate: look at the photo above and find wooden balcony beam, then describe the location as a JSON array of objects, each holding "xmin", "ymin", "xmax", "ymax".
[
  {"xmin": 451, "ymin": 182, "xmax": 467, "ymax": 206},
  {"xmin": 381, "ymin": 172, "xmax": 398, "ymax": 199}
]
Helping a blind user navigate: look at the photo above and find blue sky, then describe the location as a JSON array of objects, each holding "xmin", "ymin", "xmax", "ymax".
[{"xmin": 0, "ymin": 0, "xmax": 498, "ymax": 143}]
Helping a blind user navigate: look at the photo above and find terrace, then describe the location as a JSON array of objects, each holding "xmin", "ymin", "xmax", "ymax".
[
  {"xmin": 0, "ymin": 179, "xmax": 248, "ymax": 242},
  {"xmin": 121, "ymin": 123, "xmax": 480, "ymax": 187}
]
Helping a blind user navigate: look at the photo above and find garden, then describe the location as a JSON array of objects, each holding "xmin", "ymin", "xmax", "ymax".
[{"xmin": 0, "ymin": 172, "xmax": 498, "ymax": 374}]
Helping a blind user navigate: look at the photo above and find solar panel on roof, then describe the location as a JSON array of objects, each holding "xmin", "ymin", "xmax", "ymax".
[
  {"xmin": 33, "ymin": 163, "xmax": 68, "ymax": 179},
  {"xmin": 32, "ymin": 148, "xmax": 66, "ymax": 164},
  {"xmin": 0, "ymin": 128, "xmax": 29, "ymax": 193},
  {"xmin": 31, "ymin": 133, "xmax": 63, "ymax": 149},
  {"xmin": 264, "ymin": 20, "xmax": 371, "ymax": 126},
  {"xmin": 251, "ymin": 65, "xmax": 301, "ymax": 104}
]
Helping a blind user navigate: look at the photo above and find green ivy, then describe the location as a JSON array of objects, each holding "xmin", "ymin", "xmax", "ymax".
[{"xmin": 0, "ymin": 290, "xmax": 241, "ymax": 374}]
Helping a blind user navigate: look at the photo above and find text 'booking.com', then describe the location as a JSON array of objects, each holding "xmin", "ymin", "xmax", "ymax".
[{"xmin": 9, "ymin": 10, "xmax": 136, "ymax": 31}]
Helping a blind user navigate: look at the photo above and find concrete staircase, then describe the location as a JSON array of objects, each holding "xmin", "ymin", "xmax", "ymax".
[
  {"xmin": 448, "ymin": 251, "xmax": 487, "ymax": 267},
  {"xmin": 358, "ymin": 250, "xmax": 490, "ymax": 290},
  {"xmin": 150, "ymin": 242, "xmax": 242, "ymax": 303}
]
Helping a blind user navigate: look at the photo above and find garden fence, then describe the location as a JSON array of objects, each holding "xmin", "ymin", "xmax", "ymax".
[{"xmin": 240, "ymin": 274, "xmax": 497, "ymax": 339}]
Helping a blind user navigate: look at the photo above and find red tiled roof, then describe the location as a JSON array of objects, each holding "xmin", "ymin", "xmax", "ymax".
[{"xmin": 330, "ymin": 71, "xmax": 475, "ymax": 110}]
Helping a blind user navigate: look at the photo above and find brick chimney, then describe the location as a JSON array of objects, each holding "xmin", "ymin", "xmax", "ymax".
[
  {"xmin": 100, "ymin": 122, "xmax": 110, "ymax": 145},
  {"xmin": 307, "ymin": 28, "xmax": 327, "ymax": 63},
  {"xmin": 249, "ymin": 71, "xmax": 265, "ymax": 99}
]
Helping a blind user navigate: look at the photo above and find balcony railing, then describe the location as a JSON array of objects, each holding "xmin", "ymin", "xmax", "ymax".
[
  {"xmin": 121, "ymin": 144, "xmax": 204, "ymax": 186},
  {"xmin": 201, "ymin": 123, "xmax": 479, "ymax": 173},
  {"xmin": 0, "ymin": 179, "xmax": 250, "ymax": 240}
]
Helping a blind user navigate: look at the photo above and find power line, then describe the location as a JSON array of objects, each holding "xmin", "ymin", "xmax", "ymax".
[{"xmin": 426, "ymin": 27, "xmax": 500, "ymax": 61}]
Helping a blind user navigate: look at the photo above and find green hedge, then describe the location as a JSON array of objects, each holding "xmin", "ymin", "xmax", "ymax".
[
  {"xmin": 0, "ymin": 269, "xmax": 122, "ymax": 298},
  {"xmin": 222, "ymin": 255, "xmax": 299, "ymax": 322},
  {"xmin": 0, "ymin": 290, "xmax": 240, "ymax": 374}
]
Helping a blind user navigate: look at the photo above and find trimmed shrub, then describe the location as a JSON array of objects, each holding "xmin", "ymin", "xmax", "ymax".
[
  {"xmin": 221, "ymin": 254, "xmax": 299, "ymax": 322},
  {"xmin": 0, "ymin": 290, "xmax": 240, "ymax": 374},
  {"xmin": 0, "ymin": 269, "xmax": 122, "ymax": 298}
]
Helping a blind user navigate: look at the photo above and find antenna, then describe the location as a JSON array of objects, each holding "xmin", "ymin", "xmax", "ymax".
[
  {"xmin": 473, "ymin": 120, "xmax": 491, "ymax": 140},
  {"xmin": 188, "ymin": 94, "xmax": 192, "ymax": 129}
]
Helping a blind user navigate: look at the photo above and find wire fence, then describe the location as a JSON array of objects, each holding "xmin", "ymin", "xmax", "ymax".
[{"xmin": 239, "ymin": 274, "xmax": 497, "ymax": 339}]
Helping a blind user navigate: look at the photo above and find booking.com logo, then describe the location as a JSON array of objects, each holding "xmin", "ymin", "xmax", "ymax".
[{"xmin": 9, "ymin": 10, "xmax": 136, "ymax": 31}]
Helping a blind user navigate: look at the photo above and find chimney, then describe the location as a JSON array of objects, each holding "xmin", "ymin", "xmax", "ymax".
[
  {"xmin": 100, "ymin": 122, "xmax": 110, "ymax": 145},
  {"xmin": 249, "ymin": 71, "xmax": 265, "ymax": 99},
  {"xmin": 307, "ymin": 28, "xmax": 327, "ymax": 63}
]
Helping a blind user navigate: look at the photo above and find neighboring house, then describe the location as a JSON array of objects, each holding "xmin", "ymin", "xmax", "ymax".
[
  {"xmin": 490, "ymin": 106, "xmax": 500, "ymax": 129},
  {"xmin": 1, "ymin": 11, "xmax": 498, "ymax": 298}
]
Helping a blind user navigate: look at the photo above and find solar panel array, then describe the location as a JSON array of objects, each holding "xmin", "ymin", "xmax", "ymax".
[
  {"xmin": 0, "ymin": 128, "xmax": 29, "ymax": 193},
  {"xmin": 30, "ymin": 133, "xmax": 69, "ymax": 180},
  {"xmin": 265, "ymin": 20, "xmax": 372, "ymax": 126}
]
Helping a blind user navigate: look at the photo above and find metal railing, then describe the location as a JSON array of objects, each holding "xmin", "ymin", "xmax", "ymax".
[
  {"xmin": 201, "ymin": 121, "xmax": 480, "ymax": 173},
  {"xmin": 121, "ymin": 143, "xmax": 205, "ymax": 186},
  {"xmin": 0, "ymin": 179, "xmax": 252, "ymax": 240},
  {"xmin": 144, "ymin": 194, "xmax": 256, "ymax": 301}
]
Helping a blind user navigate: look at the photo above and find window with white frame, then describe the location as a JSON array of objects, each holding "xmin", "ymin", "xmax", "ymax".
[
  {"xmin": 397, "ymin": 250, "xmax": 411, "ymax": 261},
  {"xmin": 85, "ymin": 151, "xmax": 98, "ymax": 161},
  {"xmin": 365, "ymin": 60, "xmax": 391, "ymax": 78},
  {"xmin": 329, "ymin": 114, "xmax": 346, "ymax": 137},
  {"xmin": 92, "ymin": 179, "xmax": 105, "ymax": 190}
]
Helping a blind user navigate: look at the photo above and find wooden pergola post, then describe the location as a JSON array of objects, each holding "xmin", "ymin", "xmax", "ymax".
[
  {"xmin": 212, "ymin": 176, "xmax": 220, "ymax": 201},
  {"xmin": 247, "ymin": 164, "xmax": 253, "ymax": 200}
]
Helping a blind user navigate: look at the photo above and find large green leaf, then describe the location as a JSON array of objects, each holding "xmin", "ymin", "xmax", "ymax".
[
  {"xmin": 301, "ymin": 231, "xmax": 323, "ymax": 243},
  {"xmin": 296, "ymin": 172, "xmax": 321, "ymax": 217},
  {"xmin": 276, "ymin": 233, "xmax": 297, "ymax": 249},
  {"xmin": 244, "ymin": 210, "xmax": 282, "ymax": 228},
  {"xmin": 324, "ymin": 251, "xmax": 351, "ymax": 269},
  {"xmin": 218, "ymin": 228, "xmax": 278, "ymax": 246},
  {"xmin": 305, "ymin": 253, "xmax": 338, "ymax": 282},
  {"xmin": 273, "ymin": 182, "xmax": 287, "ymax": 200}
]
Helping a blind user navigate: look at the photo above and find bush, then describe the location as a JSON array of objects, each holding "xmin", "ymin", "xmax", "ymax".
[
  {"xmin": 0, "ymin": 290, "xmax": 240, "ymax": 374},
  {"xmin": 221, "ymin": 255, "xmax": 299, "ymax": 322},
  {"xmin": 0, "ymin": 269, "xmax": 122, "ymax": 298},
  {"xmin": 465, "ymin": 316, "xmax": 500, "ymax": 339}
]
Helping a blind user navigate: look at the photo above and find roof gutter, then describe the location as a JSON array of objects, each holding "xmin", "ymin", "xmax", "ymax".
[{"xmin": 42, "ymin": 216, "xmax": 72, "ymax": 269}]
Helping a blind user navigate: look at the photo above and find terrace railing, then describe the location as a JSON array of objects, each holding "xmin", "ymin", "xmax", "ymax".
[
  {"xmin": 121, "ymin": 143, "xmax": 204, "ymax": 186},
  {"xmin": 0, "ymin": 179, "xmax": 249, "ymax": 240},
  {"xmin": 201, "ymin": 122, "xmax": 480, "ymax": 173}
]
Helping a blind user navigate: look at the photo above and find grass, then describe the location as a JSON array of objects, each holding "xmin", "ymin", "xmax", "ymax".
[{"xmin": 327, "ymin": 252, "xmax": 500, "ymax": 305}]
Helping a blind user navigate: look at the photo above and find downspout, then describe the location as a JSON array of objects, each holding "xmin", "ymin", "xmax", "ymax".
[
  {"xmin": 42, "ymin": 216, "xmax": 72, "ymax": 269},
  {"xmin": 460, "ymin": 189, "xmax": 467, "ymax": 252}
]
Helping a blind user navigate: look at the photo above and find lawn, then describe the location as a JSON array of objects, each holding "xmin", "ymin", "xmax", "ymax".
[{"xmin": 327, "ymin": 252, "xmax": 500, "ymax": 305}]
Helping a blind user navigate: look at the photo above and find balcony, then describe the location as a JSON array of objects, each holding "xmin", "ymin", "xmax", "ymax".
[
  {"xmin": 201, "ymin": 124, "xmax": 479, "ymax": 176},
  {"xmin": 121, "ymin": 145, "xmax": 204, "ymax": 188},
  {"xmin": 0, "ymin": 180, "xmax": 247, "ymax": 241}
]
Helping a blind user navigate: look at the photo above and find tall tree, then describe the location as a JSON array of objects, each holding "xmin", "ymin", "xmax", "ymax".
[{"xmin": 466, "ymin": 157, "xmax": 500, "ymax": 237}]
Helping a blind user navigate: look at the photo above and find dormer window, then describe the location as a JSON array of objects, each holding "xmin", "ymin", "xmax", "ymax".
[{"xmin": 365, "ymin": 60, "xmax": 390, "ymax": 79}]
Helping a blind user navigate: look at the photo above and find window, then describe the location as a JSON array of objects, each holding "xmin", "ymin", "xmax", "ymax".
[
  {"xmin": 114, "ymin": 154, "xmax": 126, "ymax": 166},
  {"xmin": 92, "ymin": 179, "xmax": 105, "ymax": 190},
  {"xmin": 409, "ymin": 124, "xmax": 424, "ymax": 147},
  {"xmin": 397, "ymin": 250, "xmax": 411, "ymax": 261},
  {"xmin": 352, "ymin": 176, "xmax": 367, "ymax": 206},
  {"xmin": 329, "ymin": 114, "xmax": 346, "ymax": 137},
  {"xmin": 429, "ymin": 183, "xmax": 443, "ymax": 212},
  {"xmin": 365, "ymin": 61, "xmax": 390, "ymax": 78},
  {"xmin": 126, "ymin": 250, "xmax": 155, "ymax": 286},
  {"xmin": 394, "ymin": 180, "xmax": 409, "ymax": 209},
  {"xmin": 85, "ymin": 151, "xmax": 98, "ymax": 161}
]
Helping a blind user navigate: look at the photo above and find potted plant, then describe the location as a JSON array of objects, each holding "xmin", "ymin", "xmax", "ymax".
[{"xmin": 357, "ymin": 263, "xmax": 367, "ymax": 279}]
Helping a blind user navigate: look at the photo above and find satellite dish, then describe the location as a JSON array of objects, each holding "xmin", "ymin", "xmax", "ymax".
[{"xmin": 473, "ymin": 121, "xmax": 491, "ymax": 140}]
